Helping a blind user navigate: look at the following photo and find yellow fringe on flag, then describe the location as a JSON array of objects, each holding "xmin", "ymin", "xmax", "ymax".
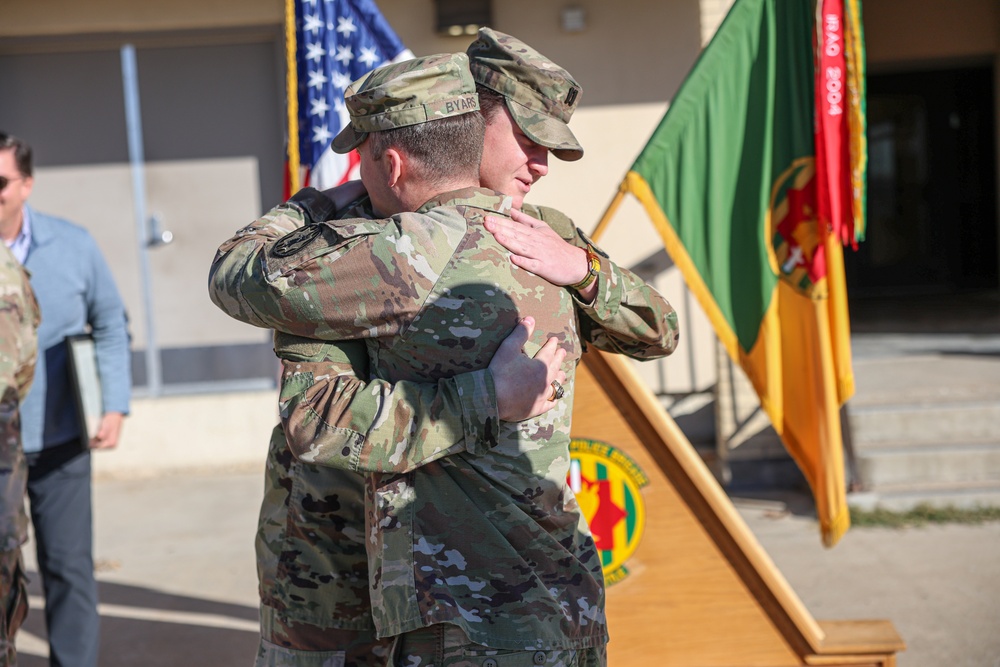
[
  {"xmin": 284, "ymin": 0, "xmax": 301, "ymax": 194},
  {"xmin": 844, "ymin": 0, "xmax": 867, "ymax": 244}
]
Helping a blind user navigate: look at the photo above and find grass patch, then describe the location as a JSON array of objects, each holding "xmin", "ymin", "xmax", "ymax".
[{"xmin": 850, "ymin": 503, "xmax": 1000, "ymax": 528}]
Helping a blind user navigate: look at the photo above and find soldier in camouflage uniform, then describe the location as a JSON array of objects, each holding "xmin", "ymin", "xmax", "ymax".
[
  {"xmin": 213, "ymin": 49, "xmax": 572, "ymax": 667},
  {"xmin": 211, "ymin": 51, "xmax": 678, "ymax": 666},
  {"xmin": 213, "ymin": 41, "xmax": 587, "ymax": 667},
  {"xmin": 0, "ymin": 242, "xmax": 40, "ymax": 665},
  {"xmin": 275, "ymin": 28, "xmax": 679, "ymax": 465},
  {"xmin": 252, "ymin": 321, "xmax": 561, "ymax": 666}
]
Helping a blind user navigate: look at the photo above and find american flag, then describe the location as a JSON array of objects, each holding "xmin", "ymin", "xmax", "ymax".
[{"xmin": 289, "ymin": 0, "xmax": 413, "ymax": 191}]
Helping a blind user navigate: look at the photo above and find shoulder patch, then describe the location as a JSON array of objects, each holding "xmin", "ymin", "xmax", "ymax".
[
  {"xmin": 270, "ymin": 218, "xmax": 384, "ymax": 260},
  {"xmin": 272, "ymin": 225, "xmax": 323, "ymax": 258}
]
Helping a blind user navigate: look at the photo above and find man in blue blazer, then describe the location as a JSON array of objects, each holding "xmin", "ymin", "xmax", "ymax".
[{"xmin": 0, "ymin": 133, "xmax": 131, "ymax": 667}]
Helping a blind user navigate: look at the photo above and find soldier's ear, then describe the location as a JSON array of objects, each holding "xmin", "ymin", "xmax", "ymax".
[{"xmin": 384, "ymin": 147, "xmax": 404, "ymax": 188}]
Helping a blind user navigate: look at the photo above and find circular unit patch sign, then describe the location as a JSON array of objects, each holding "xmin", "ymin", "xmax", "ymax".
[{"xmin": 568, "ymin": 438, "xmax": 649, "ymax": 585}]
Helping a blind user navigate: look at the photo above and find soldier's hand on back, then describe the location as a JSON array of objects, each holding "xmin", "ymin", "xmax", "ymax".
[
  {"xmin": 484, "ymin": 209, "xmax": 591, "ymax": 288},
  {"xmin": 489, "ymin": 316, "xmax": 567, "ymax": 422}
]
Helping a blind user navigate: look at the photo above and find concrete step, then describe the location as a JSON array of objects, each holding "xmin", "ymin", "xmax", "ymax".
[
  {"xmin": 855, "ymin": 442, "xmax": 1000, "ymax": 488},
  {"xmin": 850, "ymin": 341, "xmax": 1000, "ymax": 411},
  {"xmin": 847, "ymin": 343, "xmax": 1000, "ymax": 504},
  {"xmin": 678, "ymin": 335, "xmax": 1000, "ymax": 513},
  {"xmin": 848, "ymin": 481, "xmax": 1000, "ymax": 513},
  {"xmin": 849, "ymin": 401, "xmax": 1000, "ymax": 446}
]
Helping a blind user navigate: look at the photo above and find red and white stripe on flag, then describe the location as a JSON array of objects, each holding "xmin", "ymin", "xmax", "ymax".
[
  {"xmin": 814, "ymin": 0, "xmax": 854, "ymax": 246},
  {"xmin": 288, "ymin": 0, "xmax": 413, "ymax": 193}
]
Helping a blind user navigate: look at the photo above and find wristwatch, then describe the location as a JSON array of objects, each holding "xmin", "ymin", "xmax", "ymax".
[{"xmin": 568, "ymin": 245, "xmax": 601, "ymax": 292}]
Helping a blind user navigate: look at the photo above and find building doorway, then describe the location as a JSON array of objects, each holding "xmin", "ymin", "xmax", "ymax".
[{"xmin": 845, "ymin": 64, "xmax": 999, "ymax": 332}]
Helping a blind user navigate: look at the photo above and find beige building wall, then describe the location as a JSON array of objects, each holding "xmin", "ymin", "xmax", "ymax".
[
  {"xmin": 7, "ymin": 0, "xmax": 997, "ymax": 350},
  {"xmin": 3, "ymin": 0, "xmax": 999, "ymax": 474},
  {"xmin": 1, "ymin": 0, "xmax": 280, "ymax": 36},
  {"xmin": 864, "ymin": 0, "xmax": 999, "ymax": 65}
]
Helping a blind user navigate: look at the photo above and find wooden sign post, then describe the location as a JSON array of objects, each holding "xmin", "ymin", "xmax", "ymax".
[{"xmin": 571, "ymin": 349, "xmax": 904, "ymax": 666}]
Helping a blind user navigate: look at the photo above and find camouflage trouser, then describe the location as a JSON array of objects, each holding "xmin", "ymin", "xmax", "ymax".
[
  {"xmin": 0, "ymin": 549, "xmax": 28, "ymax": 667},
  {"xmin": 391, "ymin": 624, "xmax": 607, "ymax": 667},
  {"xmin": 255, "ymin": 607, "xmax": 393, "ymax": 667}
]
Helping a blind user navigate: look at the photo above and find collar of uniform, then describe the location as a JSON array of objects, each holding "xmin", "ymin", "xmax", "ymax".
[
  {"xmin": 337, "ymin": 194, "xmax": 376, "ymax": 221},
  {"xmin": 416, "ymin": 186, "xmax": 514, "ymax": 217}
]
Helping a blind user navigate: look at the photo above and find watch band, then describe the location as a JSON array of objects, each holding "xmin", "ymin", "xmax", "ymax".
[{"xmin": 568, "ymin": 245, "xmax": 601, "ymax": 291}]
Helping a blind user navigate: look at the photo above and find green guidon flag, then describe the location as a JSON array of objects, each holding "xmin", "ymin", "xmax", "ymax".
[{"xmin": 596, "ymin": 0, "xmax": 866, "ymax": 546}]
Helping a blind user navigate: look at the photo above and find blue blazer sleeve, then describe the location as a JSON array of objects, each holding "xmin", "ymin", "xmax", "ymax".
[{"xmin": 82, "ymin": 235, "xmax": 131, "ymax": 415}]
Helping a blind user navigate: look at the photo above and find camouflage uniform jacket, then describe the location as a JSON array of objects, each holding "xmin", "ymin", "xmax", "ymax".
[
  {"xmin": 209, "ymin": 187, "xmax": 679, "ymax": 650},
  {"xmin": 209, "ymin": 193, "xmax": 678, "ymax": 640},
  {"xmin": 0, "ymin": 245, "xmax": 40, "ymax": 552},
  {"xmin": 261, "ymin": 320, "xmax": 503, "ymax": 636},
  {"xmin": 212, "ymin": 195, "xmax": 504, "ymax": 635},
  {"xmin": 273, "ymin": 198, "xmax": 680, "ymax": 470}
]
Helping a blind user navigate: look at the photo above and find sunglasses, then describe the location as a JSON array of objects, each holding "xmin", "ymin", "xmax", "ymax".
[{"xmin": 0, "ymin": 176, "xmax": 24, "ymax": 191}]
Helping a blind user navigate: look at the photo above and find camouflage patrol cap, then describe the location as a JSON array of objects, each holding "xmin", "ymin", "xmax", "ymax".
[
  {"xmin": 331, "ymin": 52, "xmax": 480, "ymax": 154},
  {"xmin": 467, "ymin": 28, "xmax": 583, "ymax": 162}
]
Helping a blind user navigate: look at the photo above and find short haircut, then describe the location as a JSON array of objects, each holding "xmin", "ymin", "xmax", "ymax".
[
  {"xmin": 368, "ymin": 112, "xmax": 485, "ymax": 190},
  {"xmin": 0, "ymin": 133, "xmax": 33, "ymax": 177},
  {"xmin": 476, "ymin": 85, "xmax": 506, "ymax": 124}
]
